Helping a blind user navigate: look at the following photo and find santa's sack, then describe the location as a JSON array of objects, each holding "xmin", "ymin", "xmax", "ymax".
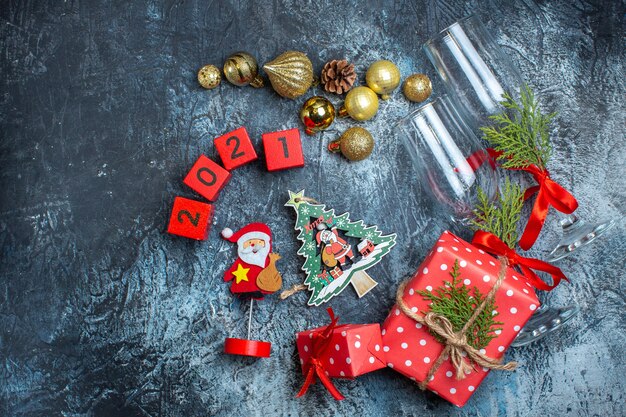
[{"xmin": 256, "ymin": 253, "xmax": 283, "ymax": 292}]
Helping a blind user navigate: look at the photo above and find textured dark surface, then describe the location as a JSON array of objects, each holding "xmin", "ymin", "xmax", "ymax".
[{"xmin": 1, "ymin": 1, "xmax": 625, "ymax": 416}]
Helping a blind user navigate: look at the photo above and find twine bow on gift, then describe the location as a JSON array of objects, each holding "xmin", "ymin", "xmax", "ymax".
[
  {"xmin": 296, "ymin": 308, "xmax": 345, "ymax": 400},
  {"xmin": 396, "ymin": 257, "xmax": 518, "ymax": 388},
  {"xmin": 514, "ymin": 165, "xmax": 578, "ymax": 250}
]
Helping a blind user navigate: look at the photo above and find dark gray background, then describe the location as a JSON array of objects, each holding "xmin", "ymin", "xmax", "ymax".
[{"xmin": 1, "ymin": 0, "xmax": 624, "ymax": 416}]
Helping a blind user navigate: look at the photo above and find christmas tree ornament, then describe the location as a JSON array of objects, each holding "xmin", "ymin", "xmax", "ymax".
[
  {"xmin": 328, "ymin": 127, "xmax": 374, "ymax": 161},
  {"xmin": 221, "ymin": 223, "xmax": 283, "ymax": 357},
  {"xmin": 197, "ymin": 64, "xmax": 221, "ymax": 90},
  {"xmin": 338, "ymin": 86, "xmax": 379, "ymax": 121},
  {"xmin": 223, "ymin": 51, "xmax": 264, "ymax": 88},
  {"xmin": 299, "ymin": 96, "xmax": 336, "ymax": 135},
  {"xmin": 283, "ymin": 190, "xmax": 396, "ymax": 306},
  {"xmin": 365, "ymin": 60, "xmax": 401, "ymax": 100},
  {"xmin": 263, "ymin": 51, "xmax": 314, "ymax": 99},
  {"xmin": 320, "ymin": 59, "xmax": 357, "ymax": 94},
  {"xmin": 295, "ymin": 308, "xmax": 386, "ymax": 400},
  {"xmin": 403, "ymin": 73, "xmax": 432, "ymax": 103}
]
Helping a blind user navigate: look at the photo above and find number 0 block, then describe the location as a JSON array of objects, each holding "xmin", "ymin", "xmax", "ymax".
[
  {"xmin": 214, "ymin": 127, "xmax": 258, "ymax": 170},
  {"xmin": 167, "ymin": 196, "xmax": 214, "ymax": 240},
  {"xmin": 183, "ymin": 155, "xmax": 231, "ymax": 201},
  {"xmin": 262, "ymin": 128, "xmax": 305, "ymax": 172}
]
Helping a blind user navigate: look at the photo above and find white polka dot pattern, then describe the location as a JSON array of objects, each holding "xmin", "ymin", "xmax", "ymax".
[{"xmin": 378, "ymin": 230, "xmax": 541, "ymax": 407}]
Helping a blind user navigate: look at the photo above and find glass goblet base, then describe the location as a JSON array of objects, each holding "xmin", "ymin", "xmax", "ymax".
[
  {"xmin": 511, "ymin": 305, "xmax": 580, "ymax": 347},
  {"xmin": 547, "ymin": 214, "xmax": 616, "ymax": 262}
]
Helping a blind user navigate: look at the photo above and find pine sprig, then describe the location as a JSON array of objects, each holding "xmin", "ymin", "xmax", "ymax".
[
  {"xmin": 417, "ymin": 260, "xmax": 503, "ymax": 350},
  {"xmin": 481, "ymin": 85, "xmax": 555, "ymax": 170},
  {"xmin": 469, "ymin": 178, "xmax": 524, "ymax": 248}
]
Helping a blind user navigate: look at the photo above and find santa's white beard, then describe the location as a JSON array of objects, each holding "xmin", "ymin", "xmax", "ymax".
[{"xmin": 238, "ymin": 244, "xmax": 270, "ymax": 268}]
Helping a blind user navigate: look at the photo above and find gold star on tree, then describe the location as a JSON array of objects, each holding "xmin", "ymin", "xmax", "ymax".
[{"xmin": 232, "ymin": 264, "xmax": 250, "ymax": 284}]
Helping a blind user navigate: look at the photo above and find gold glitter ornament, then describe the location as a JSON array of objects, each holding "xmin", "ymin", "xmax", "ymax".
[
  {"xmin": 197, "ymin": 64, "xmax": 221, "ymax": 89},
  {"xmin": 328, "ymin": 127, "xmax": 374, "ymax": 161},
  {"xmin": 223, "ymin": 52, "xmax": 264, "ymax": 88},
  {"xmin": 338, "ymin": 86, "xmax": 379, "ymax": 121},
  {"xmin": 365, "ymin": 60, "xmax": 401, "ymax": 100},
  {"xmin": 263, "ymin": 51, "xmax": 314, "ymax": 99},
  {"xmin": 403, "ymin": 73, "xmax": 432, "ymax": 103},
  {"xmin": 300, "ymin": 96, "xmax": 336, "ymax": 135}
]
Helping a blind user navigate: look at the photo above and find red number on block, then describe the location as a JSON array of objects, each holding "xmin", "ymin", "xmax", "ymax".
[
  {"xmin": 183, "ymin": 155, "xmax": 231, "ymax": 201},
  {"xmin": 262, "ymin": 128, "xmax": 305, "ymax": 172},
  {"xmin": 167, "ymin": 196, "xmax": 214, "ymax": 240},
  {"xmin": 214, "ymin": 127, "xmax": 258, "ymax": 170}
]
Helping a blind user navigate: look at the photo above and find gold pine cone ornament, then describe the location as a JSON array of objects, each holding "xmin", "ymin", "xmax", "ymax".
[
  {"xmin": 263, "ymin": 51, "xmax": 314, "ymax": 99},
  {"xmin": 300, "ymin": 96, "xmax": 336, "ymax": 135},
  {"xmin": 329, "ymin": 127, "xmax": 374, "ymax": 161},
  {"xmin": 223, "ymin": 52, "xmax": 264, "ymax": 88},
  {"xmin": 366, "ymin": 60, "xmax": 401, "ymax": 100},
  {"xmin": 338, "ymin": 86, "xmax": 379, "ymax": 121}
]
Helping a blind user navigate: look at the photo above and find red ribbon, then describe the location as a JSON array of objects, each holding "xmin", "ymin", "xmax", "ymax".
[
  {"xmin": 471, "ymin": 230, "xmax": 568, "ymax": 291},
  {"xmin": 464, "ymin": 148, "xmax": 503, "ymax": 171},
  {"xmin": 512, "ymin": 165, "xmax": 578, "ymax": 250},
  {"xmin": 296, "ymin": 308, "xmax": 345, "ymax": 401}
]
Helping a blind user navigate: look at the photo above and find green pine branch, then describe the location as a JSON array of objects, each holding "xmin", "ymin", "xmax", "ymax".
[
  {"xmin": 481, "ymin": 85, "xmax": 555, "ymax": 170},
  {"xmin": 417, "ymin": 260, "xmax": 503, "ymax": 350},
  {"xmin": 469, "ymin": 178, "xmax": 524, "ymax": 248}
]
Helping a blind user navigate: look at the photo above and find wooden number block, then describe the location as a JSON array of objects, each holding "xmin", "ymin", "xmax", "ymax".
[
  {"xmin": 167, "ymin": 197, "xmax": 214, "ymax": 240},
  {"xmin": 214, "ymin": 127, "xmax": 258, "ymax": 170},
  {"xmin": 262, "ymin": 128, "xmax": 305, "ymax": 172},
  {"xmin": 183, "ymin": 155, "xmax": 231, "ymax": 201}
]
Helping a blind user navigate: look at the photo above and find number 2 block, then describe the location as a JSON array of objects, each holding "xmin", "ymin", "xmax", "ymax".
[
  {"xmin": 167, "ymin": 196, "xmax": 214, "ymax": 240},
  {"xmin": 214, "ymin": 127, "xmax": 258, "ymax": 170},
  {"xmin": 262, "ymin": 128, "xmax": 305, "ymax": 172},
  {"xmin": 183, "ymin": 155, "xmax": 231, "ymax": 201}
]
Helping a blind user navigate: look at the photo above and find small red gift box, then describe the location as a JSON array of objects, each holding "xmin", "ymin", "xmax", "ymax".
[
  {"xmin": 382, "ymin": 231, "xmax": 540, "ymax": 407},
  {"xmin": 296, "ymin": 309, "xmax": 386, "ymax": 400}
]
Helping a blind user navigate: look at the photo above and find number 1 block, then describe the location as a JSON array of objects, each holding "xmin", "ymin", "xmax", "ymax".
[
  {"xmin": 214, "ymin": 127, "xmax": 258, "ymax": 170},
  {"xmin": 167, "ymin": 196, "xmax": 214, "ymax": 240},
  {"xmin": 183, "ymin": 155, "xmax": 231, "ymax": 201},
  {"xmin": 262, "ymin": 128, "xmax": 305, "ymax": 172}
]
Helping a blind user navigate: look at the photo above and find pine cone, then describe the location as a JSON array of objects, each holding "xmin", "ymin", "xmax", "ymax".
[{"xmin": 321, "ymin": 59, "xmax": 357, "ymax": 94}]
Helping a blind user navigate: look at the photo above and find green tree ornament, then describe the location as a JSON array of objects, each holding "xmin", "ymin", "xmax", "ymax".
[{"xmin": 285, "ymin": 190, "xmax": 396, "ymax": 306}]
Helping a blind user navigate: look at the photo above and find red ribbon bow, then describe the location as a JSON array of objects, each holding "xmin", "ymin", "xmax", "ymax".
[
  {"xmin": 296, "ymin": 308, "xmax": 345, "ymax": 401},
  {"xmin": 471, "ymin": 230, "xmax": 568, "ymax": 291},
  {"xmin": 514, "ymin": 164, "xmax": 578, "ymax": 250}
]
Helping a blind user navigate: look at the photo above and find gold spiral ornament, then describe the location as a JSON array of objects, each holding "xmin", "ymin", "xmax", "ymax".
[
  {"xmin": 263, "ymin": 51, "xmax": 314, "ymax": 99},
  {"xmin": 223, "ymin": 51, "xmax": 264, "ymax": 88}
]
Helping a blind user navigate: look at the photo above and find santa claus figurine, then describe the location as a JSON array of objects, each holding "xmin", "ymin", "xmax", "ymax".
[
  {"xmin": 316, "ymin": 225, "xmax": 354, "ymax": 268},
  {"xmin": 221, "ymin": 223, "xmax": 282, "ymax": 358}
]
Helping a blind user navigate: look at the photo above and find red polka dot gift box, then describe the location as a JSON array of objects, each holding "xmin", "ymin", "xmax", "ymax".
[
  {"xmin": 296, "ymin": 308, "xmax": 387, "ymax": 400},
  {"xmin": 381, "ymin": 231, "xmax": 540, "ymax": 407}
]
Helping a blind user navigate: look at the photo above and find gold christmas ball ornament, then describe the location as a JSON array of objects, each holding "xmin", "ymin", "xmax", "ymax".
[
  {"xmin": 263, "ymin": 51, "xmax": 314, "ymax": 99},
  {"xmin": 300, "ymin": 96, "xmax": 336, "ymax": 135},
  {"xmin": 338, "ymin": 86, "xmax": 379, "ymax": 121},
  {"xmin": 365, "ymin": 60, "xmax": 401, "ymax": 100},
  {"xmin": 403, "ymin": 73, "xmax": 432, "ymax": 103},
  {"xmin": 197, "ymin": 64, "xmax": 221, "ymax": 89},
  {"xmin": 328, "ymin": 127, "xmax": 375, "ymax": 161},
  {"xmin": 223, "ymin": 51, "xmax": 264, "ymax": 88}
]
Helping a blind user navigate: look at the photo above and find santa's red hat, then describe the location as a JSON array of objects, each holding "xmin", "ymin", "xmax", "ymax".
[{"xmin": 221, "ymin": 223, "xmax": 272, "ymax": 247}]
